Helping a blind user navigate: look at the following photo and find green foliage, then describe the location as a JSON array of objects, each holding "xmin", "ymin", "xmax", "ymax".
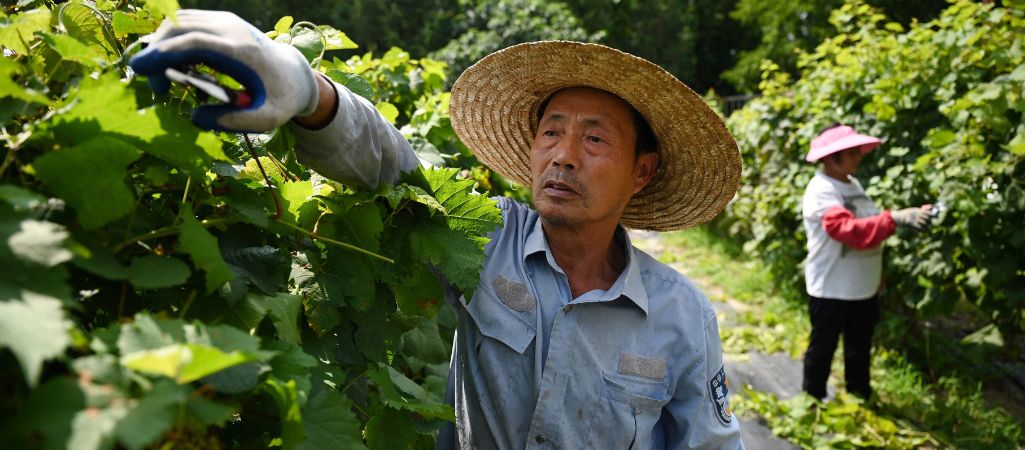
[
  {"xmin": 723, "ymin": 0, "xmax": 1025, "ymax": 341},
  {"xmin": 428, "ymin": 0, "xmax": 602, "ymax": 82},
  {"xmin": 724, "ymin": 0, "xmax": 947, "ymax": 92},
  {"xmin": 0, "ymin": 2, "xmax": 501, "ymax": 448},
  {"xmin": 653, "ymin": 226, "xmax": 1024, "ymax": 447},
  {"xmin": 735, "ymin": 389, "xmax": 938, "ymax": 449},
  {"xmin": 734, "ymin": 350, "xmax": 1024, "ymax": 448}
]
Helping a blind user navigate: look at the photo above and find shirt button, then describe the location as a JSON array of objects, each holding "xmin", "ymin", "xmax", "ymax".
[
  {"xmin": 535, "ymin": 435, "xmax": 546, "ymax": 444},
  {"xmin": 563, "ymin": 305, "xmax": 573, "ymax": 313},
  {"xmin": 634, "ymin": 407, "xmax": 641, "ymax": 416}
]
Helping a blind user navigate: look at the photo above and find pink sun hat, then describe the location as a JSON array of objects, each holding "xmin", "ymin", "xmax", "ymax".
[{"xmin": 806, "ymin": 125, "xmax": 882, "ymax": 162}]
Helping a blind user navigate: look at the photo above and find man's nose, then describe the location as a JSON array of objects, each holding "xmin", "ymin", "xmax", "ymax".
[{"xmin": 551, "ymin": 134, "xmax": 581, "ymax": 170}]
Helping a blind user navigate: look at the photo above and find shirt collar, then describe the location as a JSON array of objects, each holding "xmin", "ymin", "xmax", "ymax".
[{"xmin": 523, "ymin": 219, "xmax": 649, "ymax": 316}]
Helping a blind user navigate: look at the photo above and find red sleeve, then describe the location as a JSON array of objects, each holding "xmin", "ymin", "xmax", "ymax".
[{"xmin": 822, "ymin": 207, "xmax": 897, "ymax": 250}]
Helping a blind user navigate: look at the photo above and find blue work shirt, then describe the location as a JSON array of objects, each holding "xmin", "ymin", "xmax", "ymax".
[
  {"xmin": 288, "ymin": 81, "xmax": 743, "ymax": 449},
  {"xmin": 436, "ymin": 198, "xmax": 743, "ymax": 449}
]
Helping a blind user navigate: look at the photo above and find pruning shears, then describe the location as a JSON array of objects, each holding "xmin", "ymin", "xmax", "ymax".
[{"xmin": 164, "ymin": 67, "xmax": 253, "ymax": 108}]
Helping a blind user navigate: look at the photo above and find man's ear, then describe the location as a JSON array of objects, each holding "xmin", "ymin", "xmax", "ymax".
[{"xmin": 633, "ymin": 152, "xmax": 658, "ymax": 194}]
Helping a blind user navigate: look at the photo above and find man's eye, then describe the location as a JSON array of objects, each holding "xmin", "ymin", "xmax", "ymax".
[
  {"xmin": 586, "ymin": 136, "xmax": 604, "ymax": 143},
  {"xmin": 543, "ymin": 130, "xmax": 558, "ymax": 137}
]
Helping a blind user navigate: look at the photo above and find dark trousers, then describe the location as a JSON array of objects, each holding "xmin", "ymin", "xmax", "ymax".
[{"xmin": 802, "ymin": 294, "xmax": 880, "ymax": 400}]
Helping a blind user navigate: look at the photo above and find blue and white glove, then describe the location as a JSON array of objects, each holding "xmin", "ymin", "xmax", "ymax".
[{"xmin": 129, "ymin": 10, "xmax": 319, "ymax": 133}]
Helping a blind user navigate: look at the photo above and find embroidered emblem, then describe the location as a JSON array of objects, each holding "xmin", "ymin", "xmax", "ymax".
[
  {"xmin": 619, "ymin": 352, "xmax": 667, "ymax": 380},
  {"xmin": 708, "ymin": 365, "xmax": 733, "ymax": 425},
  {"xmin": 491, "ymin": 275, "xmax": 536, "ymax": 312}
]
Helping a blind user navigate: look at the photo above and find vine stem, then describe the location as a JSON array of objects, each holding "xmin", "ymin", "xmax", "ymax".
[
  {"xmin": 112, "ymin": 217, "xmax": 234, "ymax": 253},
  {"xmin": 0, "ymin": 148, "xmax": 16, "ymax": 179},
  {"xmin": 243, "ymin": 133, "xmax": 283, "ymax": 220},
  {"xmin": 179, "ymin": 290, "xmax": 198, "ymax": 318},
  {"xmin": 175, "ymin": 176, "xmax": 192, "ymax": 223},
  {"xmin": 275, "ymin": 220, "xmax": 394, "ymax": 264}
]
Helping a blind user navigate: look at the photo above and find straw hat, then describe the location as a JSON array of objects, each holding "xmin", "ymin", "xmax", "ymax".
[
  {"xmin": 449, "ymin": 41, "xmax": 741, "ymax": 231},
  {"xmin": 805, "ymin": 125, "xmax": 881, "ymax": 162}
]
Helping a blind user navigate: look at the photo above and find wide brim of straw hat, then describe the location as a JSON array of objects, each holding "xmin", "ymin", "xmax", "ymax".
[{"xmin": 448, "ymin": 41, "xmax": 741, "ymax": 232}]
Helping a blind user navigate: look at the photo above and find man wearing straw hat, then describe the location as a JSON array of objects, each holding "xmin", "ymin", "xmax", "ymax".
[{"xmin": 131, "ymin": 10, "xmax": 744, "ymax": 449}]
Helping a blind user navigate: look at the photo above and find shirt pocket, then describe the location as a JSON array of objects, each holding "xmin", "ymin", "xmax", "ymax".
[
  {"xmin": 586, "ymin": 372, "xmax": 672, "ymax": 449},
  {"xmin": 463, "ymin": 282, "xmax": 536, "ymax": 355}
]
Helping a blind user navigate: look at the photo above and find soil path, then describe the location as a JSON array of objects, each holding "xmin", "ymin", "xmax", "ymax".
[{"xmin": 630, "ymin": 231, "xmax": 801, "ymax": 450}]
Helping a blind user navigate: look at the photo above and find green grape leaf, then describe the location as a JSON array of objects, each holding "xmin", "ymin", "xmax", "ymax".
[
  {"xmin": 292, "ymin": 251, "xmax": 341, "ymax": 334},
  {"xmin": 0, "ymin": 8, "xmax": 52, "ymax": 54},
  {"xmin": 142, "ymin": 0, "xmax": 180, "ymax": 21},
  {"xmin": 1, "ymin": 376, "xmax": 84, "ymax": 450},
  {"xmin": 273, "ymin": 16, "xmax": 294, "ymax": 36},
  {"xmin": 0, "ymin": 57, "xmax": 48, "ymax": 104},
  {"xmin": 0, "ymin": 296, "xmax": 72, "ymax": 386},
  {"xmin": 325, "ymin": 70, "xmax": 374, "ymax": 101},
  {"xmin": 223, "ymin": 245, "xmax": 287, "ymax": 295},
  {"xmin": 263, "ymin": 378, "xmax": 304, "ymax": 450},
  {"xmin": 223, "ymin": 178, "xmax": 272, "ymax": 228},
  {"xmin": 401, "ymin": 319, "xmax": 449, "ymax": 364},
  {"xmin": 126, "ymin": 255, "xmax": 190, "ymax": 289},
  {"xmin": 145, "ymin": 107, "xmax": 230, "ymax": 174},
  {"xmin": 365, "ymin": 365, "xmax": 454, "ymax": 421},
  {"xmin": 114, "ymin": 381, "xmax": 189, "ymax": 450},
  {"xmin": 72, "ymin": 239, "xmax": 128, "ymax": 280},
  {"xmin": 6, "ymin": 219, "xmax": 73, "ymax": 267},
  {"xmin": 31, "ymin": 136, "xmax": 140, "ymax": 229},
  {"xmin": 185, "ymin": 396, "xmax": 236, "ymax": 426},
  {"xmin": 377, "ymin": 183, "xmax": 445, "ymax": 214},
  {"xmin": 250, "ymin": 292, "xmax": 303, "ymax": 344},
  {"xmin": 290, "ymin": 27, "xmax": 325, "ymax": 64},
  {"xmin": 112, "ymin": 11, "xmax": 157, "ymax": 38},
  {"xmin": 202, "ymin": 362, "xmax": 263, "ymax": 394},
  {"xmin": 59, "ymin": 3, "xmax": 117, "ymax": 56},
  {"xmin": 51, "ymin": 75, "xmax": 226, "ymax": 174},
  {"xmin": 319, "ymin": 247, "xmax": 376, "ymax": 311},
  {"xmin": 121, "ymin": 342, "xmax": 259, "ymax": 384},
  {"xmin": 375, "ymin": 102, "xmax": 399, "ymax": 124},
  {"xmin": 116, "ymin": 314, "xmax": 186, "ymax": 355},
  {"xmin": 409, "ymin": 225, "xmax": 487, "ymax": 299},
  {"xmin": 267, "ymin": 341, "xmax": 317, "ymax": 404},
  {"xmin": 421, "ymin": 167, "xmax": 502, "ymax": 235},
  {"xmin": 0, "ymin": 185, "xmax": 47, "ymax": 212},
  {"xmin": 40, "ymin": 33, "xmax": 107, "ymax": 68},
  {"xmin": 330, "ymin": 203, "xmax": 384, "ymax": 252},
  {"xmin": 241, "ymin": 156, "xmax": 287, "ymax": 185},
  {"xmin": 280, "ymin": 180, "xmax": 315, "ymax": 224},
  {"xmin": 294, "ymin": 389, "xmax": 366, "ymax": 450},
  {"xmin": 67, "ymin": 396, "xmax": 130, "ymax": 450},
  {"xmin": 179, "ymin": 208, "xmax": 234, "ymax": 293},
  {"xmin": 365, "ymin": 408, "xmax": 417, "ymax": 450},
  {"xmin": 224, "ymin": 292, "xmax": 270, "ymax": 333},
  {"xmin": 319, "ymin": 26, "xmax": 358, "ymax": 50},
  {"xmin": 392, "ymin": 266, "xmax": 444, "ymax": 317}
]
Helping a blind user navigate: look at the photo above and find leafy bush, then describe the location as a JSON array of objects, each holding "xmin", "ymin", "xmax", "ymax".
[
  {"xmin": 722, "ymin": 0, "xmax": 1025, "ymax": 342},
  {"xmin": 0, "ymin": 2, "xmax": 501, "ymax": 449}
]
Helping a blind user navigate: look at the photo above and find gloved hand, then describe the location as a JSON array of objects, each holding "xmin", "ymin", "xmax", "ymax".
[
  {"xmin": 890, "ymin": 206, "xmax": 932, "ymax": 231},
  {"xmin": 129, "ymin": 10, "xmax": 319, "ymax": 133}
]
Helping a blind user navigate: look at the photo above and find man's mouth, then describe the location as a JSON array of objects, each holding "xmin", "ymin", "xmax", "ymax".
[{"xmin": 542, "ymin": 180, "xmax": 578, "ymax": 196}]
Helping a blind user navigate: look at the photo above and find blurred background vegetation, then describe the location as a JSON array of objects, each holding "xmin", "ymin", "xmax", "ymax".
[{"xmin": 180, "ymin": 0, "xmax": 948, "ymax": 95}]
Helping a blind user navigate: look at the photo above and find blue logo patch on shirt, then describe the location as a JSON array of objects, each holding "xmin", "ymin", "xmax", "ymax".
[{"xmin": 708, "ymin": 365, "xmax": 733, "ymax": 425}]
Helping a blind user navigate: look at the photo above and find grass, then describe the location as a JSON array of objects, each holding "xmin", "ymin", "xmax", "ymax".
[{"xmin": 639, "ymin": 227, "xmax": 1025, "ymax": 449}]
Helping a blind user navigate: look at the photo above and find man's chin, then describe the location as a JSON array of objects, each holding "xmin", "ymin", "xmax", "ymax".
[{"xmin": 536, "ymin": 205, "xmax": 582, "ymax": 228}]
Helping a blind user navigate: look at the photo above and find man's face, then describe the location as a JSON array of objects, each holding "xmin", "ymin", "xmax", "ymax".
[{"xmin": 529, "ymin": 87, "xmax": 658, "ymax": 229}]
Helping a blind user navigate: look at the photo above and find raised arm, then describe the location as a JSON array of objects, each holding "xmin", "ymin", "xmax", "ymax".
[
  {"xmin": 129, "ymin": 9, "xmax": 418, "ymax": 189},
  {"xmin": 289, "ymin": 74, "xmax": 419, "ymax": 188}
]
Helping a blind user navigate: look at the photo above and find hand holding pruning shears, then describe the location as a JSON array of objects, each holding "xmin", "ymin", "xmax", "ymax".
[{"xmin": 129, "ymin": 10, "xmax": 319, "ymax": 133}]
